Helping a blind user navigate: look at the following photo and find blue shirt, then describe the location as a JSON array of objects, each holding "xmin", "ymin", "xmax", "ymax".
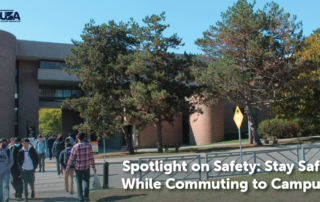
[{"xmin": 34, "ymin": 139, "xmax": 46, "ymax": 154}]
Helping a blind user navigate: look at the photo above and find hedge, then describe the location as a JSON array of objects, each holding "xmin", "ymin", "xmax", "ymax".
[{"xmin": 257, "ymin": 118, "xmax": 320, "ymax": 139}]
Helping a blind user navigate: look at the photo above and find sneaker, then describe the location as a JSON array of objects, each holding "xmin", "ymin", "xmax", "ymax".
[
  {"xmin": 43, "ymin": 169, "xmax": 46, "ymax": 172},
  {"xmin": 70, "ymin": 191, "xmax": 74, "ymax": 195},
  {"xmin": 84, "ymin": 197, "xmax": 90, "ymax": 201},
  {"xmin": 17, "ymin": 197, "xmax": 23, "ymax": 201},
  {"xmin": 65, "ymin": 189, "xmax": 69, "ymax": 192},
  {"xmin": 39, "ymin": 170, "xmax": 41, "ymax": 172},
  {"xmin": 31, "ymin": 191, "xmax": 35, "ymax": 198}
]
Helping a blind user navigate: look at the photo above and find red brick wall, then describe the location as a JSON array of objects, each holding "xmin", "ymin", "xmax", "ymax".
[
  {"xmin": 139, "ymin": 116, "xmax": 183, "ymax": 148},
  {"xmin": 18, "ymin": 61, "xmax": 39, "ymax": 138},
  {"xmin": 0, "ymin": 31, "xmax": 16, "ymax": 139},
  {"xmin": 189, "ymin": 102, "xmax": 224, "ymax": 145}
]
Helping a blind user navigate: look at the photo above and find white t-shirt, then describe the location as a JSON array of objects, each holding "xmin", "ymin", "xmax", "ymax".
[{"xmin": 22, "ymin": 145, "xmax": 34, "ymax": 170}]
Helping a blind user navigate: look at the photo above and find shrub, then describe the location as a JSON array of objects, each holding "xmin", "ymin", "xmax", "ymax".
[{"xmin": 258, "ymin": 118, "xmax": 320, "ymax": 139}]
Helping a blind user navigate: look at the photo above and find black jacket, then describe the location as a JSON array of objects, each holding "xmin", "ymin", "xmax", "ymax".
[
  {"xmin": 17, "ymin": 146, "xmax": 39, "ymax": 170},
  {"xmin": 47, "ymin": 138, "xmax": 55, "ymax": 149},
  {"xmin": 10, "ymin": 144, "xmax": 23, "ymax": 169}
]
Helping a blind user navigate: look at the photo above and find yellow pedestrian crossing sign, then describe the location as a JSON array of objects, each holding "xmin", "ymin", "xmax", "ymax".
[{"xmin": 233, "ymin": 106, "xmax": 244, "ymax": 130}]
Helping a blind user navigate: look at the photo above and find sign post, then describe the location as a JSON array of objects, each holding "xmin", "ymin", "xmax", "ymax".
[{"xmin": 233, "ymin": 106, "xmax": 244, "ymax": 175}]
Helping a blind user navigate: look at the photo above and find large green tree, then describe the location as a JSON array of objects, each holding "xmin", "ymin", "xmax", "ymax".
[
  {"xmin": 39, "ymin": 109, "xmax": 61, "ymax": 135},
  {"xmin": 63, "ymin": 19, "xmax": 139, "ymax": 154},
  {"xmin": 194, "ymin": 0, "xmax": 306, "ymax": 145},
  {"xmin": 125, "ymin": 12, "xmax": 203, "ymax": 153}
]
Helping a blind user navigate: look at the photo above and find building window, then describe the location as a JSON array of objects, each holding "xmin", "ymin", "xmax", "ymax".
[
  {"xmin": 39, "ymin": 85, "xmax": 83, "ymax": 101},
  {"xmin": 39, "ymin": 61, "xmax": 81, "ymax": 70}
]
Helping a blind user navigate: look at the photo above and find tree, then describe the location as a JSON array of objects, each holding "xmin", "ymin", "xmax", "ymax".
[
  {"xmin": 63, "ymin": 19, "xmax": 139, "ymax": 154},
  {"xmin": 272, "ymin": 29, "xmax": 320, "ymax": 125},
  {"xmin": 125, "ymin": 12, "xmax": 203, "ymax": 153},
  {"xmin": 194, "ymin": 0, "xmax": 306, "ymax": 145},
  {"xmin": 39, "ymin": 109, "xmax": 61, "ymax": 135}
]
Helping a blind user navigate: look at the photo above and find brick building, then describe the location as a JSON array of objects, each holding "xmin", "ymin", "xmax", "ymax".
[{"xmin": 0, "ymin": 30, "xmax": 270, "ymax": 149}]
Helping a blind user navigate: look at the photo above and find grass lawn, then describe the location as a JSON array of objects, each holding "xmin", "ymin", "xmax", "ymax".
[
  {"xmin": 94, "ymin": 137, "xmax": 320, "ymax": 159},
  {"xmin": 90, "ymin": 171, "xmax": 320, "ymax": 202}
]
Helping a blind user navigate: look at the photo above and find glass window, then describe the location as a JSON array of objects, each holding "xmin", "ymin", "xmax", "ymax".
[
  {"xmin": 45, "ymin": 89, "xmax": 55, "ymax": 97},
  {"xmin": 50, "ymin": 62, "xmax": 55, "ymax": 69},
  {"xmin": 63, "ymin": 90, "xmax": 72, "ymax": 97},
  {"xmin": 40, "ymin": 61, "xmax": 45, "ymax": 69},
  {"xmin": 55, "ymin": 62, "xmax": 60, "ymax": 69},
  {"xmin": 56, "ymin": 90, "xmax": 63, "ymax": 97},
  {"xmin": 39, "ymin": 89, "xmax": 45, "ymax": 97},
  {"xmin": 45, "ymin": 61, "xmax": 50, "ymax": 69}
]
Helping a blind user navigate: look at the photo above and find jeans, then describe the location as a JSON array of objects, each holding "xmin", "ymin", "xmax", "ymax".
[
  {"xmin": 48, "ymin": 148, "xmax": 52, "ymax": 160},
  {"xmin": 75, "ymin": 169, "xmax": 90, "ymax": 202},
  {"xmin": 11, "ymin": 166, "xmax": 23, "ymax": 197},
  {"xmin": 21, "ymin": 169, "xmax": 35, "ymax": 199},
  {"xmin": 0, "ymin": 170, "xmax": 10, "ymax": 202},
  {"xmin": 55, "ymin": 156, "xmax": 61, "ymax": 175},
  {"xmin": 38, "ymin": 153, "xmax": 46, "ymax": 170}
]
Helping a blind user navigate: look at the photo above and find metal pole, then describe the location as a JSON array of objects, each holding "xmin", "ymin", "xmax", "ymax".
[
  {"xmin": 103, "ymin": 119, "xmax": 105, "ymax": 162},
  {"xmin": 103, "ymin": 162, "xmax": 109, "ymax": 189},
  {"xmin": 238, "ymin": 128, "xmax": 243, "ymax": 176}
]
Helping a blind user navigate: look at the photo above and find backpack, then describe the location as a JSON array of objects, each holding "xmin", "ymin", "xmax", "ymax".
[
  {"xmin": 64, "ymin": 149, "xmax": 75, "ymax": 166},
  {"xmin": 55, "ymin": 141, "xmax": 65, "ymax": 154}
]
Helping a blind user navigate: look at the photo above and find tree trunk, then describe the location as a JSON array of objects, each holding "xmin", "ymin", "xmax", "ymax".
[
  {"xmin": 121, "ymin": 126, "xmax": 135, "ymax": 155},
  {"xmin": 156, "ymin": 114, "xmax": 163, "ymax": 153},
  {"xmin": 246, "ymin": 102, "xmax": 263, "ymax": 146}
]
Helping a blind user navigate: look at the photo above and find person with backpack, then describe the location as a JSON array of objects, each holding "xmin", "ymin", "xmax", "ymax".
[
  {"xmin": 0, "ymin": 138, "xmax": 14, "ymax": 202},
  {"xmin": 17, "ymin": 138, "xmax": 39, "ymax": 202},
  {"xmin": 59, "ymin": 139, "xmax": 75, "ymax": 194},
  {"xmin": 52, "ymin": 135, "xmax": 65, "ymax": 177},
  {"xmin": 34, "ymin": 135, "xmax": 46, "ymax": 172},
  {"xmin": 66, "ymin": 133, "xmax": 74, "ymax": 146},
  {"xmin": 10, "ymin": 137, "xmax": 23, "ymax": 201},
  {"xmin": 47, "ymin": 135, "xmax": 55, "ymax": 160},
  {"xmin": 66, "ymin": 132, "xmax": 96, "ymax": 202}
]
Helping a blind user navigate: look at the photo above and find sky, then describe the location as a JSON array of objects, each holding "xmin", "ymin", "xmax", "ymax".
[{"xmin": 1, "ymin": 0, "xmax": 319, "ymax": 54}]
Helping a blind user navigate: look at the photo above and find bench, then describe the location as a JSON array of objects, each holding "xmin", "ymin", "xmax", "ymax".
[
  {"xmin": 165, "ymin": 144, "xmax": 180, "ymax": 153},
  {"xmin": 121, "ymin": 146, "xmax": 138, "ymax": 153},
  {"xmin": 264, "ymin": 136, "xmax": 278, "ymax": 145}
]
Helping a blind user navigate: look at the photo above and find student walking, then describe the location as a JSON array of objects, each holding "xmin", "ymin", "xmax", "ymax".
[
  {"xmin": 0, "ymin": 138, "xmax": 14, "ymax": 202},
  {"xmin": 17, "ymin": 138, "xmax": 39, "ymax": 202},
  {"xmin": 8, "ymin": 138, "xmax": 15, "ymax": 148},
  {"xmin": 10, "ymin": 137, "xmax": 23, "ymax": 201},
  {"xmin": 34, "ymin": 135, "xmax": 46, "ymax": 172},
  {"xmin": 66, "ymin": 133, "xmax": 74, "ymax": 146},
  {"xmin": 59, "ymin": 139, "xmax": 75, "ymax": 194},
  {"xmin": 66, "ymin": 132, "xmax": 96, "ymax": 202},
  {"xmin": 47, "ymin": 135, "xmax": 55, "ymax": 160},
  {"xmin": 52, "ymin": 135, "xmax": 65, "ymax": 177}
]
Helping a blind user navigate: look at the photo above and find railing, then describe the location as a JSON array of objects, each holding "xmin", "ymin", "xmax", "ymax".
[
  {"xmin": 137, "ymin": 146, "xmax": 320, "ymax": 182},
  {"xmin": 206, "ymin": 146, "xmax": 320, "ymax": 179},
  {"xmin": 139, "ymin": 155, "xmax": 202, "ymax": 182}
]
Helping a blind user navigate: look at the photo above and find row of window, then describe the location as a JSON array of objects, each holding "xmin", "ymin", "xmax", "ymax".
[
  {"xmin": 40, "ymin": 61, "xmax": 81, "ymax": 70},
  {"xmin": 39, "ymin": 89, "xmax": 83, "ymax": 98}
]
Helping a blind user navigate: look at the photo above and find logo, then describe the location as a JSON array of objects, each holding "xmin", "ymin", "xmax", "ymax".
[{"xmin": 0, "ymin": 10, "xmax": 20, "ymax": 22}]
